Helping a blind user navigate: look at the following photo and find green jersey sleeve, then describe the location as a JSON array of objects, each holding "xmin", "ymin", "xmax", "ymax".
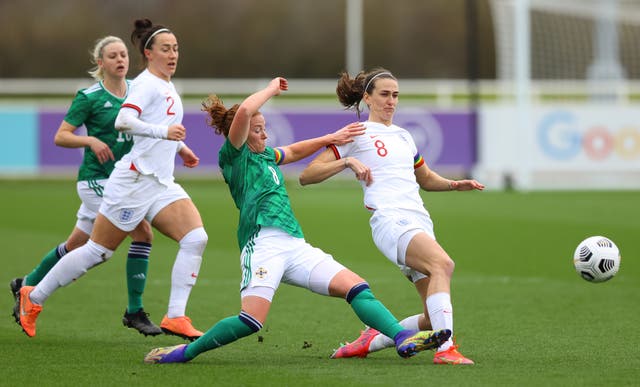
[{"xmin": 64, "ymin": 91, "xmax": 91, "ymax": 127}]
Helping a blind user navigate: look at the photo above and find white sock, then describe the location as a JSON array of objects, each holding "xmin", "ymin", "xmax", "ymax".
[
  {"xmin": 167, "ymin": 228, "xmax": 207, "ymax": 318},
  {"xmin": 30, "ymin": 240, "xmax": 113, "ymax": 305},
  {"xmin": 426, "ymin": 292, "xmax": 454, "ymax": 351},
  {"xmin": 368, "ymin": 314, "xmax": 422, "ymax": 352}
]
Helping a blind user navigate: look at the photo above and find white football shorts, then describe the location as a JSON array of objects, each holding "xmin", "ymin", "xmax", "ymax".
[
  {"xmin": 74, "ymin": 179, "xmax": 108, "ymax": 234},
  {"xmin": 239, "ymin": 227, "xmax": 346, "ymax": 301},
  {"xmin": 370, "ymin": 207, "xmax": 435, "ymax": 282},
  {"xmin": 99, "ymin": 167, "xmax": 189, "ymax": 232}
]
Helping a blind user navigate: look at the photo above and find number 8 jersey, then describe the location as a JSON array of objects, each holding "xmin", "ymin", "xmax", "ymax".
[{"xmin": 329, "ymin": 121, "xmax": 427, "ymax": 213}]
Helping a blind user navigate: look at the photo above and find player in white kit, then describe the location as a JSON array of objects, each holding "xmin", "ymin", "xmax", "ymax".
[
  {"xmin": 299, "ymin": 68, "xmax": 484, "ymax": 365},
  {"xmin": 17, "ymin": 19, "xmax": 207, "ymax": 341}
]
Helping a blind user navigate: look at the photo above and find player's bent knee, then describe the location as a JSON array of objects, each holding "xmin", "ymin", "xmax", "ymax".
[
  {"xmin": 431, "ymin": 256, "xmax": 455, "ymax": 278},
  {"xmin": 86, "ymin": 239, "xmax": 114, "ymax": 262},
  {"xmin": 53, "ymin": 240, "xmax": 113, "ymax": 287},
  {"xmin": 179, "ymin": 227, "xmax": 208, "ymax": 255},
  {"xmin": 440, "ymin": 257, "xmax": 455, "ymax": 276}
]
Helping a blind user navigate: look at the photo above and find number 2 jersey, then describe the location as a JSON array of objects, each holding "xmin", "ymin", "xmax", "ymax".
[
  {"xmin": 118, "ymin": 69, "xmax": 183, "ymax": 186},
  {"xmin": 64, "ymin": 80, "xmax": 133, "ymax": 182},
  {"xmin": 328, "ymin": 121, "xmax": 428, "ymax": 214}
]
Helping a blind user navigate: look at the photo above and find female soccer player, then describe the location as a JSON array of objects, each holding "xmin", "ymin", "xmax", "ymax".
[
  {"xmin": 142, "ymin": 77, "xmax": 450, "ymax": 364},
  {"xmin": 17, "ymin": 19, "xmax": 207, "ymax": 341},
  {"xmin": 9, "ymin": 35, "xmax": 161, "ymax": 336},
  {"xmin": 298, "ymin": 68, "xmax": 484, "ymax": 365}
]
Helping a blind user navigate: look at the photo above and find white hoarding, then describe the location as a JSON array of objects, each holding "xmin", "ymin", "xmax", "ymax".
[{"xmin": 475, "ymin": 105, "xmax": 640, "ymax": 190}]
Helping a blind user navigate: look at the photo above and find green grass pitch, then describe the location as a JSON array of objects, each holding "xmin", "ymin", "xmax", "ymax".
[{"xmin": 0, "ymin": 179, "xmax": 638, "ymax": 386}]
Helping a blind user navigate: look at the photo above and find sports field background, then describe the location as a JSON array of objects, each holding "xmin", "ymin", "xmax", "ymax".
[{"xmin": 0, "ymin": 178, "xmax": 638, "ymax": 386}]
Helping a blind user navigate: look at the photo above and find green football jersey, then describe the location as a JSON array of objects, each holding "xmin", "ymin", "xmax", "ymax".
[
  {"xmin": 64, "ymin": 81, "xmax": 133, "ymax": 182},
  {"xmin": 219, "ymin": 139, "xmax": 303, "ymax": 250}
]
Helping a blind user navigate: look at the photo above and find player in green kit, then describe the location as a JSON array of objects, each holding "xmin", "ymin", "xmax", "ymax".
[
  {"xmin": 9, "ymin": 36, "xmax": 161, "ymax": 336},
  {"xmin": 143, "ymin": 77, "xmax": 450, "ymax": 364}
]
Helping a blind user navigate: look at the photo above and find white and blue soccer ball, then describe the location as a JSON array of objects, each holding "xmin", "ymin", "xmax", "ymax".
[{"xmin": 573, "ymin": 236, "xmax": 621, "ymax": 283}]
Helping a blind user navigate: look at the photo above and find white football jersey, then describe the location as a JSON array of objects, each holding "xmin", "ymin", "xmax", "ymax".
[
  {"xmin": 117, "ymin": 69, "xmax": 183, "ymax": 186},
  {"xmin": 331, "ymin": 121, "xmax": 427, "ymax": 213}
]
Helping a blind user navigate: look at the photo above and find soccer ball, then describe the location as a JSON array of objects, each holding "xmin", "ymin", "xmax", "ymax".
[{"xmin": 573, "ymin": 236, "xmax": 621, "ymax": 283}]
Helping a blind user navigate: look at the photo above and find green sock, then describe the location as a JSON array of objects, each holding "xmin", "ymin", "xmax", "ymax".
[
  {"xmin": 126, "ymin": 242, "xmax": 151, "ymax": 313},
  {"xmin": 24, "ymin": 243, "xmax": 67, "ymax": 286},
  {"xmin": 349, "ymin": 287, "xmax": 404, "ymax": 340},
  {"xmin": 185, "ymin": 315, "xmax": 257, "ymax": 360}
]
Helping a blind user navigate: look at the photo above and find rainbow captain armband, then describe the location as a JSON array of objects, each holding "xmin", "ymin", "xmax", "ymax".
[
  {"xmin": 413, "ymin": 153, "xmax": 425, "ymax": 169},
  {"xmin": 274, "ymin": 147, "xmax": 285, "ymax": 165}
]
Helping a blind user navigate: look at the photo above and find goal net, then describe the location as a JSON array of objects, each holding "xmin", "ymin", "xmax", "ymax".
[{"xmin": 491, "ymin": 0, "xmax": 640, "ymax": 83}]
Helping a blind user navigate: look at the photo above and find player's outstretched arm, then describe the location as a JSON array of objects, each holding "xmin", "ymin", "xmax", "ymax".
[
  {"xmin": 228, "ymin": 77, "xmax": 287, "ymax": 149},
  {"xmin": 299, "ymin": 148, "xmax": 373, "ymax": 186},
  {"xmin": 279, "ymin": 122, "xmax": 365, "ymax": 165},
  {"xmin": 415, "ymin": 164, "xmax": 484, "ymax": 192}
]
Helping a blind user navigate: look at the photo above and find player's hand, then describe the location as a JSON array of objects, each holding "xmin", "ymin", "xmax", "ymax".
[
  {"xmin": 89, "ymin": 137, "xmax": 115, "ymax": 164},
  {"xmin": 167, "ymin": 124, "xmax": 186, "ymax": 141},
  {"xmin": 450, "ymin": 179, "xmax": 484, "ymax": 191},
  {"xmin": 179, "ymin": 145, "xmax": 199, "ymax": 168},
  {"xmin": 270, "ymin": 77, "xmax": 288, "ymax": 96},
  {"xmin": 330, "ymin": 122, "xmax": 366, "ymax": 145},
  {"xmin": 344, "ymin": 157, "xmax": 373, "ymax": 186}
]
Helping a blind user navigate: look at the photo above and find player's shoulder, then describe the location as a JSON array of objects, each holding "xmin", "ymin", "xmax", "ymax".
[
  {"xmin": 219, "ymin": 137, "xmax": 241, "ymax": 158},
  {"xmin": 80, "ymin": 81, "xmax": 103, "ymax": 96},
  {"xmin": 130, "ymin": 69, "xmax": 153, "ymax": 86},
  {"xmin": 263, "ymin": 146, "xmax": 277, "ymax": 160},
  {"xmin": 130, "ymin": 70, "xmax": 168, "ymax": 95}
]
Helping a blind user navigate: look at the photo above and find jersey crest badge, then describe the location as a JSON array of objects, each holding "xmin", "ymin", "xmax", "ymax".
[
  {"xmin": 255, "ymin": 267, "xmax": 268, "ymax": 279},
  {"xmin": 120, "ymin": 208, "xmax": 135, "ymax": 222}
]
